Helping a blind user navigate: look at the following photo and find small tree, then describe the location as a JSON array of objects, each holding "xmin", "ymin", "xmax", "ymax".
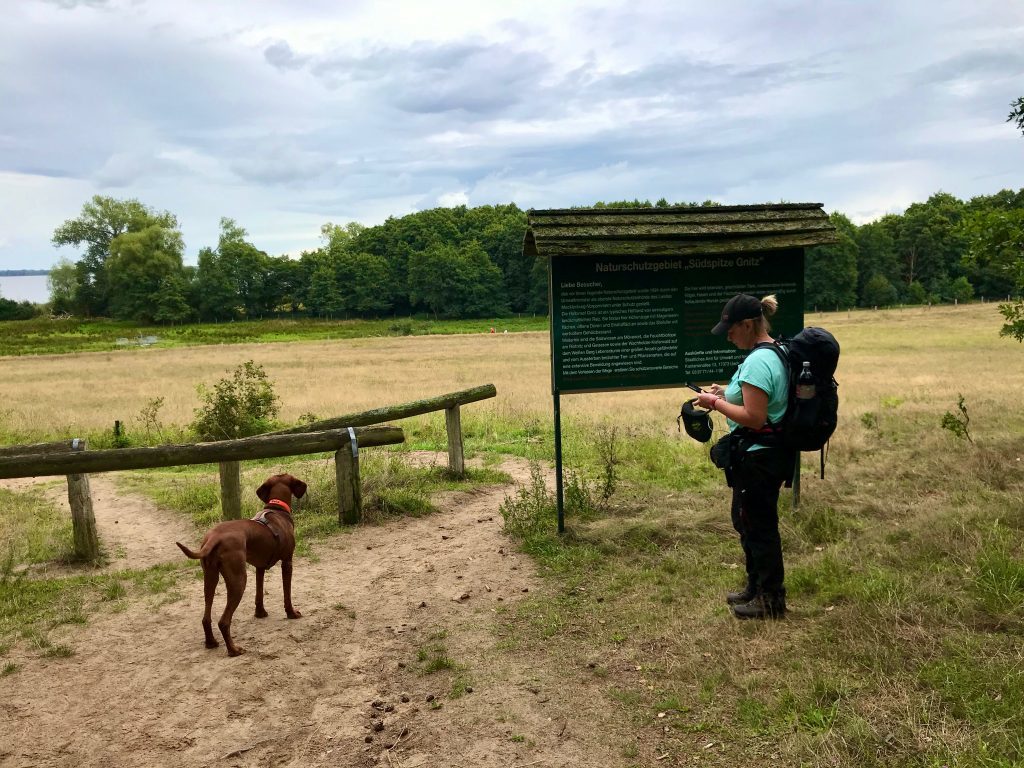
[
  {"xmin": 191, "ymin": 361, "xmax": 281, "ymax": 441},
  {"xmin": 950, "ymin": 276, "xmax": 974, "ymax": 304},
  {"xmin": 47, "ymin": 258, "xmax": 77, "ymax": 314},
  {"xmin": 905, "ymin": 280, "xmax": 929, "ymax": 305},
  {"xmin": 862, "ymin": 274, "xmax": 898, "ymax": 307}
]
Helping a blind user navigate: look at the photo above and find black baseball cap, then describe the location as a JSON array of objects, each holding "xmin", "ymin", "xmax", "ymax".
[{"xmin": 711, "ymin": 294, "xmax": 762, "ymax": 335}]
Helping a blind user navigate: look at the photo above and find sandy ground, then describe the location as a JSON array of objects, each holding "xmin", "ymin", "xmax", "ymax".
[{"xmin": 0, "ymin": 455, "xmax": 624, "ymax": 768}]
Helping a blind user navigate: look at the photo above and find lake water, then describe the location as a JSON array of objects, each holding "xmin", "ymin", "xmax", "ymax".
[{"xmin": 0, "ymin": 274, "xmax": 50, "ymax": 303}]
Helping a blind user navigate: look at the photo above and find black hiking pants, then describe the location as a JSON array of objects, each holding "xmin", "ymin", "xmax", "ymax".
[{"xmin": 728, "ymin": 447, "xmax": 794, "ymax": 595}]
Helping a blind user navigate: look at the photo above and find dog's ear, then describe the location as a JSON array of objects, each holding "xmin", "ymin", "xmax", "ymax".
[
  {"xmin": 288, "ymin": 477, "xmax": 308, "ymax": 499},
  {"xmin": 256, "ymin": 478, "xmax": 275, "ymax": 503}
]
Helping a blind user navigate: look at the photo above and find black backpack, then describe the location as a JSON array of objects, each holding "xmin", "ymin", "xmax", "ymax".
[{"xmin": 754, "ymin": 327, "xmax": 840, "ymax": 477}]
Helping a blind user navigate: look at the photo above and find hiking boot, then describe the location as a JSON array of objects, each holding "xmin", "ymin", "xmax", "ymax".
[
  {"xmin": 731, "ymin": 591, "xmax": 787, "ymax": 620},
  {"xmin": 725, "ymin": 581, "xmax": 756, "ymax": 605}
]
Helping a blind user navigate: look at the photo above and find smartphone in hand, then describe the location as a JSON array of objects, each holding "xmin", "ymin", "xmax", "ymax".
[{"xmin": 685, "ymin": 383, "xmax": 703, "ymax": 393}]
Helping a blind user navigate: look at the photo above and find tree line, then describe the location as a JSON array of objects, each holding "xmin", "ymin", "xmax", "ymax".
[
  {"xmin": 806, "ymin": 189, "xmax": 1024, "ymax": 310},
  {"xmin": 45, "ymin": 198, "xmax": 540, "ymax": 323},
  {"xmin": 25, "ymin": 184, "xmax": 1024, "ymax": 340}
]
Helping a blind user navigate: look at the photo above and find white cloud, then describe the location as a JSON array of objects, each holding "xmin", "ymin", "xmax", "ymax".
[
  {"xmin": 1, "ymin": 0, "xmax": 1022, "ymax": 269},
  {"xmin": 437, "ymin": 190, "xmax": 469, "ymax": 207}
]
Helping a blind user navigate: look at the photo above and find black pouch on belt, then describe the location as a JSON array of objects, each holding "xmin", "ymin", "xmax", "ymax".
[{"xmin": 710, "ymin": 433, "xmax": 737, "ymax": 470}]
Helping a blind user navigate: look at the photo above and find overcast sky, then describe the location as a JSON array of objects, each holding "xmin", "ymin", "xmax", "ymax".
[{"xmin": 1, "ymin": 0, "xmax": 1022, "ymax": 270}]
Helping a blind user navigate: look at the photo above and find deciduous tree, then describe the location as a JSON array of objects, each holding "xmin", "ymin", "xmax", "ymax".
[
  {"xmin": 960, "ymin": 207, "xmax": 1024, "ymax": 340},
  {"xmin": 47, "ymin": 258, "xmax": 77, "ymax": 314},
  {"xmin": 52, "ymin": 195, "xmax": 178, "ymax": 316},
  {"xmin": 106, "ymin": 225, "xmax": 186, "ymax": 322},
  {"xmin": 805, "ymin": 213, "xmax": 858, "ymax": 310}
]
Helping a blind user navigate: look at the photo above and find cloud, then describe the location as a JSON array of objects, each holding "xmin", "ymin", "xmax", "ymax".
[
  {"xmin": 912, "ymin": 49, "xmax": 1024, "ymax": 86},
  {"xmin": 94, "ymin": 151, "xmax": 189, "ymax": 187},
  {"xmin": 264, "ymin": 40, "xmax": 306, "ymax": 71},
  {"xmin": 2, "ymin": 0, "xmax": 1023, "ymax": 270},
  {"xmin": 38, "ymin": 0, "xmax": 110, "ymax": 8},
  {"xmin": 301, "ymin": 39, "xmax": 553, "ymax": 114},
  {"xmin": 436, "ymin": 190, "xmax": 469, "ymax": 207},
  {"xmin": 228, "ymin": 144, "xmax": 341, "ymax": 185}
]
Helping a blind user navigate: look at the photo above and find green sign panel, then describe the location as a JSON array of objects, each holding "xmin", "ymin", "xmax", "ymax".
[{"xmin": 549, "ymin": 249, "xmax": 804, "ymax": 393}]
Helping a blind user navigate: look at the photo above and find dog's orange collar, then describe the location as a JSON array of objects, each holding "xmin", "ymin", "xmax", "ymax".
[{"xmin": 266, "ymin": 498, "xmax": 291, "ymax": 514}]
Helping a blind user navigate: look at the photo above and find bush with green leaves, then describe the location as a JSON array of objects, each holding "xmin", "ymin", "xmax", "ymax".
[
  {"xmin": 940, "ymin": 393, "xmax": 972, "ymax": 443},
  {"xmin": 191, "ymin": 360, "xmax": 280, "ymax": 441}
]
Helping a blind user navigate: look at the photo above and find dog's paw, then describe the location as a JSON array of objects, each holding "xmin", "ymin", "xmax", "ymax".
[
  {"xmin": 255, "ymin": 608, "xmax": 269, "ymax": 619},
  {"xmin": 287, "ymin": 609, "xmax": 302, "ymax": 619},
  {"xmin": 205, "ymin": 640, "xmax": 219, "ymax": 649},
  {"xmin": 227, "ymin": 646, "xmax": 246, "ymax": 657}
]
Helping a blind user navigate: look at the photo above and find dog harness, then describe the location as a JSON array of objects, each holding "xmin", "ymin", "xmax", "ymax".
[{"xmin": 251, "ymin": 499, "xmax": 291, "ymax": 541}]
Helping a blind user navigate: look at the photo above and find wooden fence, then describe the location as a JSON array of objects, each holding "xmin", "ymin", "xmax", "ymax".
[
  {"xmin": 0, "ymin": 427, "xmax": 403, "ymax": 561},
  {"xmin": 269, "ymin": 383, "xmax": 497, "ymax": 477},
  {"xmin": 0, "ymin": 384, "xmax": 497, "ymax": 562}
]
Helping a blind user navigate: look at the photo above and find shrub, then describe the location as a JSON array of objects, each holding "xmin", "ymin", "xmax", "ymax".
[
  {"xmin": 500, "ymin": 462, "xmax": 554, "ymax": 540},
  {"xmin": 595, "ymin": 424, "xmax": 620, "ymax": 502},
  {"xmin": 940, "ymin": 393, "xmax": 972, "ymax": 443},
  {"xmin": 388, "ymin": 319, "xmax": 415, "ymax": 336},
  {"xmin": 137, "ymin": 397, "xmax": 165, "ymax": 443},
  {"xmin": 0, "ymin": 297, "xmax": 40, "ymax": 321},
  {"xmin": 191, "ymin": 360, "xmax": 280, "ymax": 441}
]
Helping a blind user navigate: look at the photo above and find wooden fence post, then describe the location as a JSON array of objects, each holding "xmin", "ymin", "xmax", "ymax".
[
  {"xmin": 66, "ymin": 439, "xmax": 100, "ymax": 562},
  {"xmin": 445, "ymin": 405, "xmax": 465, "ymax": 477},
  {"xmin": 335, "ymin": 430, "xmax": 361, "ymax": 525},
  {"xmin": 219, "ymin": 461, "xmax": 242, "ymax": 520}
]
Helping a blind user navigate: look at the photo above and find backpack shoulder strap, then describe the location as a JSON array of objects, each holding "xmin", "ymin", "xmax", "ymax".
[
  {"xmin": 753, "ymin": 341, "xmax": 790, "ymax": 375},
  {"xmin": 750, "ymin": 341, "xmax": 791, "ymax": 433}
]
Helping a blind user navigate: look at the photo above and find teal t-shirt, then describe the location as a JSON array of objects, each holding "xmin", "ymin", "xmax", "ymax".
[{"xmin": 724, "ymin": 346, "xmax": 789, "ymax": 450}]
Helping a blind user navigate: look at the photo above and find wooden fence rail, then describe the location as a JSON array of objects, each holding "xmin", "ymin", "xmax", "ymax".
[
  {"xmin": 0, "ymin": 439, "xmax": 87, "ymax": 458},
  {"xmin": 0, "ymin": 427, "xmax": 402, "ymax": 479},
  {"xmin": 269, "ymin": 383, "xmax": 497, "ymax": 477}
]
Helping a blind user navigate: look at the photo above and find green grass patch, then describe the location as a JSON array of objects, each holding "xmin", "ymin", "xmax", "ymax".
[
  {"xmin": 918, "ymin": 638, "xmax": 1024, "ymax": 727},
  {"xmin": 0, "ymin": 487, "xmax": 74, "ymax": 565},
  {"xmin": 0, "ymin": 315, "xmax": 549, "ymax": 357},
  {"xmin": 969, "ymin": 523, "xmax": 1024, "ymax": 622},
  {"xmin": 412, "ymin": 632, "xmax": 477, "ymax": 699},
  {"xmin": 492, "ymin": 410, "xmax": 1024, "ymax": 766}
]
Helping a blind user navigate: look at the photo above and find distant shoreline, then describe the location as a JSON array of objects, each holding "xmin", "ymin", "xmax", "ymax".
[{"xmin": 0, "ymin": 269, "xmax": 50, "ymax": 276}]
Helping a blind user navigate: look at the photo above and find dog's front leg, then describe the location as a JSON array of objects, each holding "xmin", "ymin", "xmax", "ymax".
[
  {"xmin": 282, "ymin": 560, "xmax": 301, "ymax": 619},
  {"xmin": 254, "ymin": 568, "xmax": 268, "ymax": 618}
]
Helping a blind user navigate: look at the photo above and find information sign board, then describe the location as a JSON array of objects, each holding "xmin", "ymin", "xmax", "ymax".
[{"xmin": 549, "ymin": 249, "xmax": 804, "ymax": 393}]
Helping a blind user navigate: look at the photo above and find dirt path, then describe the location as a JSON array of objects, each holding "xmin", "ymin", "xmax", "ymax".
[{"xmin": 0, "ymin": 456, "xmax": 623, "ymax": 768}]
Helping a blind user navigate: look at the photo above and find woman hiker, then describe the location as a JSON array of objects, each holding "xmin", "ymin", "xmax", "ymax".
[{"xmin": 697, "ymin": 293, "xmax": 796, "ymax": 620}]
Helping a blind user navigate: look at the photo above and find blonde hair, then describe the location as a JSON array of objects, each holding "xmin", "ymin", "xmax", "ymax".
[{"xmin": 754, "ymin": 294, "xmax": 778, "ymax": 334}]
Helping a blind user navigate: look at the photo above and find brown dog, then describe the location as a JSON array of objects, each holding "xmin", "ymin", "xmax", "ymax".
[{"xmin": 176, "ymin": 473, "xmax": 307, "ymax": 656}]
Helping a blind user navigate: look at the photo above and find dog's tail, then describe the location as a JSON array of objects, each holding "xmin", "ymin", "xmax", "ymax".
[{"xmin": 176, "ymin": 541, "xmax": 214, "ymax": 559}]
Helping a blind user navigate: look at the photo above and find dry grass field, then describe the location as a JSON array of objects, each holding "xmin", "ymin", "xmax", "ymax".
[{"xmin": 2, "ymin": 302, "xmax": 1021, "ymax": 443}]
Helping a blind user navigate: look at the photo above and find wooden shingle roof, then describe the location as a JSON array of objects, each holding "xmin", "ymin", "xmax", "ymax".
[{"xmin": 524, "ymin": 203, "xmax": 838, "ymax": 257}]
